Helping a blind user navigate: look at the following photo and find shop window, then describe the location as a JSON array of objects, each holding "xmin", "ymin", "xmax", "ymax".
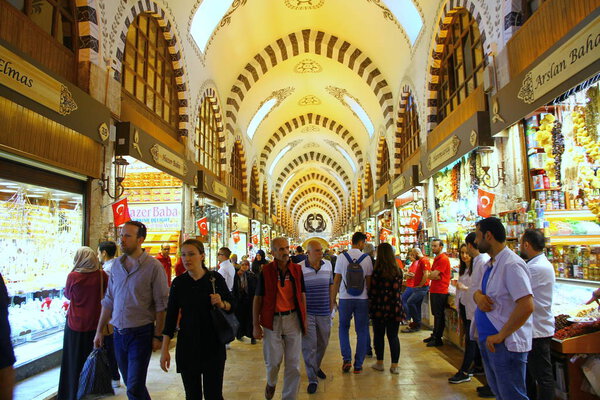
[
  {"xmin": 249, "ymin": 165, "xmax": 259, "ymax": 205},
  {"xmin": 229, "ymin": 142, "xmax": 244, "ymax": 194},
  {"xmin": 379, "ymin": 140, "xmax": 391, "ymax": 187},
  {"xmin": 437, "ymin": 9, "xmax": 485, "ymax": 124},
  {"xmin": 195, "ymin": 97, "xmax": 221, "ymax": 176},
  {"xmin": 122, "ymin": 13, "xmax": 179, "ymax": 129},
  {"xmin": 3, "ymin": 0, "xmax": 76, "ymax": 50},
  {"xmin": 398, "ymin": 92, "xmax": 420, "ymax": 163}
]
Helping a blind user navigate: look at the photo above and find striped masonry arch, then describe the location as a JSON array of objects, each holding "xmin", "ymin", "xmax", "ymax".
[
  {"xmin": 395, "ymin": 84, "xmax": 416, "ymax": 171},
  {"xmin": 76, "ymin": 0, "xmax": 100, "ymax": 64},
  {"xmin": 283, "ymin": 172, "xmax": 345, "ymax": 205},
  {"xmin": 376, "ymin": 135, "xmax": 391, "ymax": 187},
  {"xmin": 274, "ymin": 152, "xmax": 352, "ymax": 192},
  {"xmin": 290, "ymin": 188, "xmax": 341, "ymax": 215},
  {"xmin": 293, "ymin": 197, "xmax": 338, "ymax": 222},
  {"xmin": 295, "ymin": 204, "xmax": 336, "ymax": 229},
  {"xmin": 232, "ymin": 139, "xmax": 248, "ymax": 197},
  {"xmin": 287, "ymin": 181, "xmax": 343, "ymax": 213}
]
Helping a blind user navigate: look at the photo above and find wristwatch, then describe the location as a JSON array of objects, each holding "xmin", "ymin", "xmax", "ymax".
[{"xmin": 153, "ymin": 335, "xmax": 163, "ymax": 341}]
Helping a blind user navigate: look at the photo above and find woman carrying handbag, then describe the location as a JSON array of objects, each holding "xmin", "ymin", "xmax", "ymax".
[{"xmin": 160, "ymin": 239, "xmax": 235, "ymax": 400}]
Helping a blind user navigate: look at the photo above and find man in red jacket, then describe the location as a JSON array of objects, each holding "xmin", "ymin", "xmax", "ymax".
[
  {"xmin": 155, "ymin": 243, "xmax": 172, "ymax": 286},
  {"xmin": 424, "ymin": 239, "xmax": 451, "ymax": 347},
  {"xmin": 253, "ymin": 237, "xmax": 307, "ymax": 400}
]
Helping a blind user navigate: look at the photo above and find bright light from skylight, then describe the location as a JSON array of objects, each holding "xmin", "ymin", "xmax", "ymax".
[
  {"xmin": 281, "ymin": 172, "xmax": 297, "ymax": 192},
  {"xmin": 190, "ymin": 0, "xmax": 234, "ymax": 52},
  {"xmin": 382, "ymin": 0, "xmax": 423, "ymax": 44},
  {"xmin": 268, "ymin": 145, "xmax": 292, "ymax": 175},
  {"xmin": 247, "ymin": 98, "xmax": 277, "ymax": 139},
  {"xmin": 343, "ymin": 95, "xmax": 374, "ymax": 137},
  {"xmin": 335, "ymin": 145, "xmax": 356, "ymax": 173}
]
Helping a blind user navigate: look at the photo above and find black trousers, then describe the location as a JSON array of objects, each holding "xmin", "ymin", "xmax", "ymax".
[
  {"xmin": 180, "ymin": 357, "xmax": 225, "ymax": 400},
  {"xmin": 527, "ymin": 337, "xmax": 554, "ymax": 400},
  {"xmin": 57, "ymin": 324, "xmax": 95, "ymax": 400},
  {"xmin": 372, "ymin": 319, "xmax": 400, "ymax": 363},
  {"xmin": 430, "ymin": 293, "xmax": 448, "ymax": 341},
  {"xmin": 458, "ymin": 304, "xmax": 482, "ymax": 372}
]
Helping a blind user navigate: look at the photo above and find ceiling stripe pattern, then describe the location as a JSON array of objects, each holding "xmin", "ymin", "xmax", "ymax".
[
  {"xmin": 224, "ymin": 29, "xmax": 394, "ymax": 135},
  {"xmin": 290, "ymin": 187, "xmax": 341, "ymax": 213},
  {"xmin": 395, "ymin": 84, "xmax": 412, "ymax": 171},
  {"xmin": 293, "ymin": 196, "xmax": 338, "ymax": 221},
  {"xmin": 283, "ymin": 173, "xmax": 345, "ymax": 204},
  {"xmin": 274, "ymin": 152, "xmax": 351, "ymax": 192}
]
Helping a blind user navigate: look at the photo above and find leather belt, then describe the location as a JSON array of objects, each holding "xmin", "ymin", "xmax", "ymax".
[{"xmin": 274, "ymin": 309, "xmax": 296, "ymax": 316}]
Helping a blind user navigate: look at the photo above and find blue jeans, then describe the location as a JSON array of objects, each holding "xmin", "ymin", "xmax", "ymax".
[
  {"xmin": 338, "ymin": 299, "xmax": 369, "ymax": 369},
  {"xmin": 404, "ymin": 286, "xmax": 428, "ymax": 324},
  {"xmin": 114, "ymin": 323, "xmax": 154, "ymax": 400},
  {"xmin": 479, "ymin": 340, "xmax": 529, "ymax": 400}
]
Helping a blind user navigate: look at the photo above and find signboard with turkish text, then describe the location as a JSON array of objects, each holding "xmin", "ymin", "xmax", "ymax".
[{"xmin": 128, "ymin": 203, "xmax": 182, "ymax": 231}]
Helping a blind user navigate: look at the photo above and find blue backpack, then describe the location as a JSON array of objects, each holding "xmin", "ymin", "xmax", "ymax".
[{"xmin": 343, "ymin": 252, "xmax": 368, "ymax": 296}]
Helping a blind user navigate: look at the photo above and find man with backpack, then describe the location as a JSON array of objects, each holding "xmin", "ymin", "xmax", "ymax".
[{"xmin": 331, "ymin": 232, "xmax": 373, "ymax": 374}]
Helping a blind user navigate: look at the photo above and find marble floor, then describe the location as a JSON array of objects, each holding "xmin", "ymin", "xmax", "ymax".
[{"xmin": 107, "ymin": 321, "xmax": 485, "ymax": 400}]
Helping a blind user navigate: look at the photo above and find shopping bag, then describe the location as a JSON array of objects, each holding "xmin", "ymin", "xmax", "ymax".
[
  {"xmin": 209, "ymin": 273, "xmax": 239, "ymax": 344},
  {"xmin": 77, "ymin": 348, "xmax": 115, "ymax": 400}
]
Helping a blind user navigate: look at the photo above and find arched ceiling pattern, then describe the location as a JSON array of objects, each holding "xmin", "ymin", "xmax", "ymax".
[
  {"xmin": 290, "ymin": 187, "xmax": 341, "ymax": 215},
  {"xmin": 274, "ymin": 152, "xmax": 351, "ymax": 192},
  {"xmin": 283, "ymin": 173, "xmax": 345, "ymax": 205}
]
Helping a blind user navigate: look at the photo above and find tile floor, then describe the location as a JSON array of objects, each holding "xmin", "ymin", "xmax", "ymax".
[{"xmin": 106, "ymin": 322, "xmax": 484, "ymax": 400}]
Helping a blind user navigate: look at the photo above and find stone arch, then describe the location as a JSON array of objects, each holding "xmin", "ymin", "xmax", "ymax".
[
  {"xmin": 195, "ymin": 87, "xmax": 227, "ymax": 171},
  {"xmin": 293, "ymin": 197, "xmax": 338, "ymax": 222},
  {"xmin": 425, "ymin": 1, "xmax": 491, "ymax": 134},
  {"xmin": 395, "ymin": 83, "xmax": 422, "ymax": 171},
  {"xmin": 76, "ymin": 0, "xmax": 100, "ymax": 64},
  {"xmin": 296, "ymin": 204, "xmax": 336, "ymax": 229},
  {"xmin": 283, "ymin": 172, "xmax": 345, "ymax": 205},
  {"xmin": 376, "ymin": 135, "xmax": 391, "ymax": 187},
  {"xmin": 225, "ymin": 29, "xmax": 394, "ymax": 135},
  {"xmin": 230, "ymin": 139, "xmax": 248, "ymax": 197},
  {"xmin": 290, "ymin": 188, "xmax": 340, "ymax": 215},
  {"xmin": 364, "ymin": 163, "xmax": 374, "ymax": 198},
  {"xmin": 113, "ymin": 0, "xmax": 189, "ymax": 136},
  {"xmin": 287, "ymin": 181, "xmax": 343, "ymax": 212},
  {"xmin": 248, "ymin": 163, "xmax": 259, "ymax": 204},
  {"xmin": 259, "ymin": 113, "xmax": 364, "ymax": 174},
  {"xmin": 274, "ymin": 152, "xmax": 352, "ymax": 192}
]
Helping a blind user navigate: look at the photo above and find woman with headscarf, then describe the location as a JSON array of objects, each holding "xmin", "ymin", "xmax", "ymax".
[
  {"xmin": 57, "ymin": 247, "xmax": 108, "ymax": 400},
  {"xmin": 251, "ymin": 249, "xmax": 268, "ymax": 275}
]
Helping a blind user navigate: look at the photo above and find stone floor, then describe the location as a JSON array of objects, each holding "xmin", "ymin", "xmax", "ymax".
[{"xmin": 106, "ymin": 322, "xmax": 484, "ymax": 400}]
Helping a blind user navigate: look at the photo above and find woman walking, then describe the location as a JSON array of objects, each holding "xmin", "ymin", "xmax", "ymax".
[
  {"xmin": 251, "ymin": 249, "xmax": 268, "ymax": 274},
  {"xmin": 160, "ymin": 239, "xmax": 235, "ymax": 399},
  {"xmin": 368, "ymin": 243, "xmax": 404, "ymax": 374},
  {"xmin": 57, "ymin": 247, "xmax": 108, "ymax": 400},
  {"xmin": 448, "ymin": 243, "xmax": 483, "ymax": 383},
  {"xmin": 233, "ymin": 259, "xmax": 257, "ymax": 344}
]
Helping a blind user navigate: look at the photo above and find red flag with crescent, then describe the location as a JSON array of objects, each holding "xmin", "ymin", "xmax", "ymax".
[
  {"xmin": 477, "ymin": 189, "xmax": 495, "ymax": 218},
  {"xmin": 232, "ymin": 231, "xmax": 241, "ymax": 244},
  {"xmin": 112, "ymin": 198, "xmax": 131, "ymax": 227},
  {"xmin": 251, "ymin": 234, "xmax": 259, "ymax": 245},
  {"xmin": 366, "ymin": 232, "xmax": 372, "ymax": 242},
  {"xmin": 409, "ymin": 213, "xmax": 421, "ymax": 231},
  {"xmin": 379, "ymin": 228, "xmax": 392, "ymax": 242},
  {"xmin": 196, "ymin": 217, "xmax": 208, "ymax": 236}
]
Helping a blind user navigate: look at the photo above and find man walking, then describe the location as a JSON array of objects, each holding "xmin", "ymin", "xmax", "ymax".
[
  {"xmin": 94, "ymin": 221, "xmax": 169, "ymax": 400},
  {"xmin": 299, "ymin": 240, "xmax": 334, "ymax": 394},
  {"xmin": 424, "ymin": 239, "xmax": 451, "ymax": 347},
  {"xmin": 253, "ymin": 237, "xmax": 307, "ymax": 400},
  {"xmin": 331, "ymin": 232, "xmax": 373, "ymax": 374},
  {"xmin": 217, "ymin": 247, "xmax": 235, "ymax": 292},
  {"xmin": 473, "ymin": 217, "xmax": 534, "ymax": 400},
  {"xmin": 521, "ymin": 229, "xmax": 555, "ymax": 400},
  {"xmin": 155, "ymin": 243, "xmax": 172, "ymax": 286}
]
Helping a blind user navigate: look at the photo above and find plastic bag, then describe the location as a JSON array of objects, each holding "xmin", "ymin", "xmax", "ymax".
[{"xmin": 77, "ymin": 348, "xmax": 115, "ymax": 400}]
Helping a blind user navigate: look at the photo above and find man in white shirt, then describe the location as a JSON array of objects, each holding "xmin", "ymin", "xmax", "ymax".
[
  {"xmin": 520, "ymin": 229, "xmax": 555, "ymax": 400},
  {"xmin": 217, "ymin": 247, "xmax": 235, "ymax": 292},
  {"xmin": 331, "ymin": 232, "xmax": 373, "ymax": 374},
  {"xmin": 473, "ymin": 217, "xmax": 534, "ymax": 400}
]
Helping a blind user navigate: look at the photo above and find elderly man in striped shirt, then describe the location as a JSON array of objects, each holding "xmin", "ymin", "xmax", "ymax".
[{"xmin": 298, "ymin": 240, "xmax": 335, "ymax": 394}]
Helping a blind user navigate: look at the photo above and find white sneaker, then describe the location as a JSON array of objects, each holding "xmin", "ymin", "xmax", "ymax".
[
  {"xmin": 226, "ymin": 343, "xmax": 231, "ymax": 349},
  {"xmin": 112, "ymin": 379, "xmax": 121, "ymax": 388}
]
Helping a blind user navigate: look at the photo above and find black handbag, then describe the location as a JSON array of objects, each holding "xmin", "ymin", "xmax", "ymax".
[
  {"xmin": 209, "ymin": 272, "xmax": 239, "ymax": 345},
  {"xmin": 77, "ymin": 348, "xmax": 114, "ymax": 399}
]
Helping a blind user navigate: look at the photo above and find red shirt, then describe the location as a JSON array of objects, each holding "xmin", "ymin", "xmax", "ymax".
[
  {"xmin": 412, "ymin": 257, "xmax": 431, "ymax": 288},
  {"xmin": 65, "ymin": 270, "xmax": 108, "ymax": 332},
  {"xmin": 405, "ymin": 260, "xmax": 419, "ymax": 287},
  {"xmin": 174, "ymin": 258, "xmax": 186, "ymax": 277},
  {"xmin": 429, "ymin": 253, "xmax": 451, "ymax": 294},
  {"xmin": 155, "ymin": 253, "xmax": 172, "ymax": 286}
]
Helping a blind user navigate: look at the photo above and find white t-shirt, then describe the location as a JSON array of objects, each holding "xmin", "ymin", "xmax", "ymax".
[
  {"xmin": 102, "ymin": 258, "xmax": 116, "ymax": 276},
  {"xmin": 218, "ymin": 259, "xmax": 235, "ymax": 291},
  {"xmin": 334, "ymin": 248, "xmax": 373, "ymax": 300},
  {"xmin": 527, "ymin": 253, "xmax": 555, "ymax": 338}
]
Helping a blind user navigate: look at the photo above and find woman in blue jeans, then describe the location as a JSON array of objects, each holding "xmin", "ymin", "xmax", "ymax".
[{"xmin": 401, "ymin": 248, "xmax": 430, "ymax": 333}]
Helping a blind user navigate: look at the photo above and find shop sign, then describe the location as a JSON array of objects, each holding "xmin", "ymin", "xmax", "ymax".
[
  {"xmin": 428, "ymin": 136, "xmax": 461, "ymax": 172},
  {"xmin": 150, "ymin": 144, "xmax": 186, "ymax": 177},
  {"xmin": 255, "ymin": 210, "xmax": 266, "ymax": 223},
  {"xmin": 390, "ymin": 176, "xmax": 406, "ymax": 197},
  {"xmin": 231, "ymin": 212, "xmax": 249, "ymax": 232},
  {"xmin": 517, "ymin": 15, "xmax": 600, "ymax": 105},
  {"xmin": 371, "ymin": 200, "xmax": 382, "ymax": 215},
  {"xmin": 196, "ymin": 170, "xmax": 232, "ymax": 203},
  {"xmin": 360, "ymin": 209, "xmax": 368, "ymax": 221},
  {"xmin": 129, "ymin": 203, "xmax": 182, "ymax": 231}
]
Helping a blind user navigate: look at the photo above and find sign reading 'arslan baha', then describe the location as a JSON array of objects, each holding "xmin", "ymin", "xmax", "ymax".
[
  {"xmin": 0, "ymin": 44, "xmax": 77, "ymax": 115},
  {"xmin": 428, "ymin": 136, "xmax": 461, "ymax": 171},
  {"xmin": 518, "ymin": 15, "xmax": 600, "ymax": 104},
  {"xmin": 150, "ymin": 144, "xmax": 186, "ymax": 176}
]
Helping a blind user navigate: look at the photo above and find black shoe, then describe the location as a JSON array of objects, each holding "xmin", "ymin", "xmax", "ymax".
[
  {"xmin": 265, "ymin": 384, "xmax": 276, "ymax": 400},
  {"xmin": 477, "ymin": 385, "xmax": 487, "ymax": 393},
  {"xmin": 366, "ymin": 351, "xmax": 373, "ymax": 358},
  {"xmin": 469, "ymin": 366, "xmax": 485, "ymax": 376},
  {"xmin": 423, "ymin": 336, "xmax": 434, "ymax": 343},
  {"xmin": 426, "ymin": 340, "xmax": 443, "ymax": 347},
  {"xmin": 342, "ymin": 360, "xmax": 352, "ymax": 373},
  {"xmin": 307, "ymin": 383, "xmax": 317, "ymax": 394},
  {"xmin": 251, "ymin": 338, "xmax": 257, "ymax": 345},
  {"xmin": 478, "ymin": 386, "xmax": 495, "ymax": 398},
  {"xmin": 448, "ymin": 371, "xmax": 471, "ymax": 384},
  {"xmin": 317, "ymin": 369, "xmax": 326, "ymax": 379}
]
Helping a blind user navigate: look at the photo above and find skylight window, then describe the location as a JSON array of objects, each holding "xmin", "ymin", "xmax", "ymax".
[
  {"xmin": 190, "ymin": 0, "xmax": 234, "ymax": 52},
  {"xmin": 382, "ymin": 0, "xmax": 423, "ymax": 44},
  {"xmin": 268, "ymin": 145, "xmax": 292, "ymax": 175},
  {"xmin": 335, "ymin": 145, "xmax": 356, "ymax": 173},
  {"xmin": 343, "ymin": 95, "xmax": 374, "ymax": 137},
  {"xmin": 247, "ymin": 98, "xmax": 277, "ymax": 139}
]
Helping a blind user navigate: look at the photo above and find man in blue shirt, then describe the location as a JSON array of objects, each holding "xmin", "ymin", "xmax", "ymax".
[{"xmin": 299, "ymin": 240, "xmax": 334, "ymax": 394}]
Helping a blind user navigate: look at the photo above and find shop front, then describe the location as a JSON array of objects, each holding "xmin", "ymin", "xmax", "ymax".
[
  {"xmin": 371, "ymin": 196, "xmax": 393, "ymax": 246},
  {"xmin": 250, "ymin": 210, "xmax": 265, "ymax": 257},
  {"xmin": 262, "ymin": 215, "xmax": 272, "ymax": 252},
  {"xmin": 229, "ymin": 199, "xmax": 252, "ymax": 261},
  {"xmin": 195, "ymin": 170, "xmax": 232, "ymax": 270},
  {"xmin": 490, "ymin": 8, "xmax": 600, "ymax": 399},
  {"xmin": 0, "ymin": 38, "xmax": 111, "ymax": 376}
]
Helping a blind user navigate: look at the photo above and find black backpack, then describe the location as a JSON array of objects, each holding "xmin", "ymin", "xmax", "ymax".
[{"xmin": 343, "ymin": 252, "xmax": 368, "ymax": 296}]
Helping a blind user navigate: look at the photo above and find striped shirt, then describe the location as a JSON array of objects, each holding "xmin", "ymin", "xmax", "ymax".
[{"xmin": 299, "ymin": 259, "xmax": 333, "ymax": 316}]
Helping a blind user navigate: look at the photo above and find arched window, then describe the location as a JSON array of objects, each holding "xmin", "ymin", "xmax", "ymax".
[
  {"xmin": 230, "ymin": 142, "xmax": 244, "ymax": 194},
  {"xmin": 379, "ymin": 140, "xmax": 390, "ymax": 187},
  {"xmin": 5, "ymin": 0, "xmax": 76, "ymax": 50},
  {"xmin": 249, "ymin": 165, "xmax": 259, "ymax": 205},
  {"xmin": 262, "ymin": 182, "xmax": 268, "ymax": 214},
  {"xmin": 437, "ymin": 9, "xmax": 485, "ymax": 123},
  {"xmin": 195, "ymin": 98, "xmax": 221, "ymax": 176},
  {"xmin": 122, "ymin": 13, "xmax": 179, "ymax": 129},
  {"xmin": 398, "ymin": 92, "xmax": 420, "ymax": 162},
  {"xmin": 364, "ymin": 164, "xmax": 374, "ymax": 198},
  {"xmin": 270, "ymin": 193, "xmax": 276, "ymax": 217}
]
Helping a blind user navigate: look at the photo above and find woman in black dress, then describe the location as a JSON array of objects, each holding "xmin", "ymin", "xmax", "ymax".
[
  {"xmin": 160, "ymin": 239, "xmax": 235, "ymax": 400},
  {"xmin": 233, "ymin": 259, "xmax": 257, "ymax": 343},
  {"xmin": 251, "ymin": 249, "xmax": 268, "ymax": 274}
]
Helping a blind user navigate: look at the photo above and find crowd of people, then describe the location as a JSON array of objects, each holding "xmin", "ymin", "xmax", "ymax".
[{"xmin": 1, "ymin": 217, "xmax": 599, "ymax": 400}]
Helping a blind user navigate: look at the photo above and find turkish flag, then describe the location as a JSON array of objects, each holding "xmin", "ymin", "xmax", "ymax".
[
  {"xmin": 409, "ymin": 213, "xmax": 421, "ymax": 231},
  {"xmin": 112, "ymin": 198, "xmax": 131, "ymax": 227},
  {"xmin": 379, "ymin": 228, "xmax": 392, "ymax": 242},
  {"xmin": 232, "ymin": 231, "xmax": 240, "ymax": 244},
  {"xmin": 477, "ymin": 189, "xmax": 496, "ymax": 218},
  {"xmin": 196, "ymin": 217, "xmax": 208, "ymax": 236},
  {"xmin": 366, "ymin": 232, "xmax": 372, "ymax": 242},
  {"xmin": 251, "ymin": 234, "xmax": 259, "ymax": 245}
]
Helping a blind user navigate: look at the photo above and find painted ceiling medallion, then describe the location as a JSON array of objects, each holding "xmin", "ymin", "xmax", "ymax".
[
  {"xmin": 366, "ymin": 0, "xmax": 401, "ymax": 30},
  {"xmin": 203, "ymin": 0, "xmax": 248, "ymax": 54},
  {"xmin": 294, "ymin": 59, "xmax": 323, "ymax": 73},
  {"xmin": 298, "ymin": 95, "xmax": 321, "ymax": 106},
  {"xmin": 284, "ymin": 0, "xmax": 324, "ymax": 11}
]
